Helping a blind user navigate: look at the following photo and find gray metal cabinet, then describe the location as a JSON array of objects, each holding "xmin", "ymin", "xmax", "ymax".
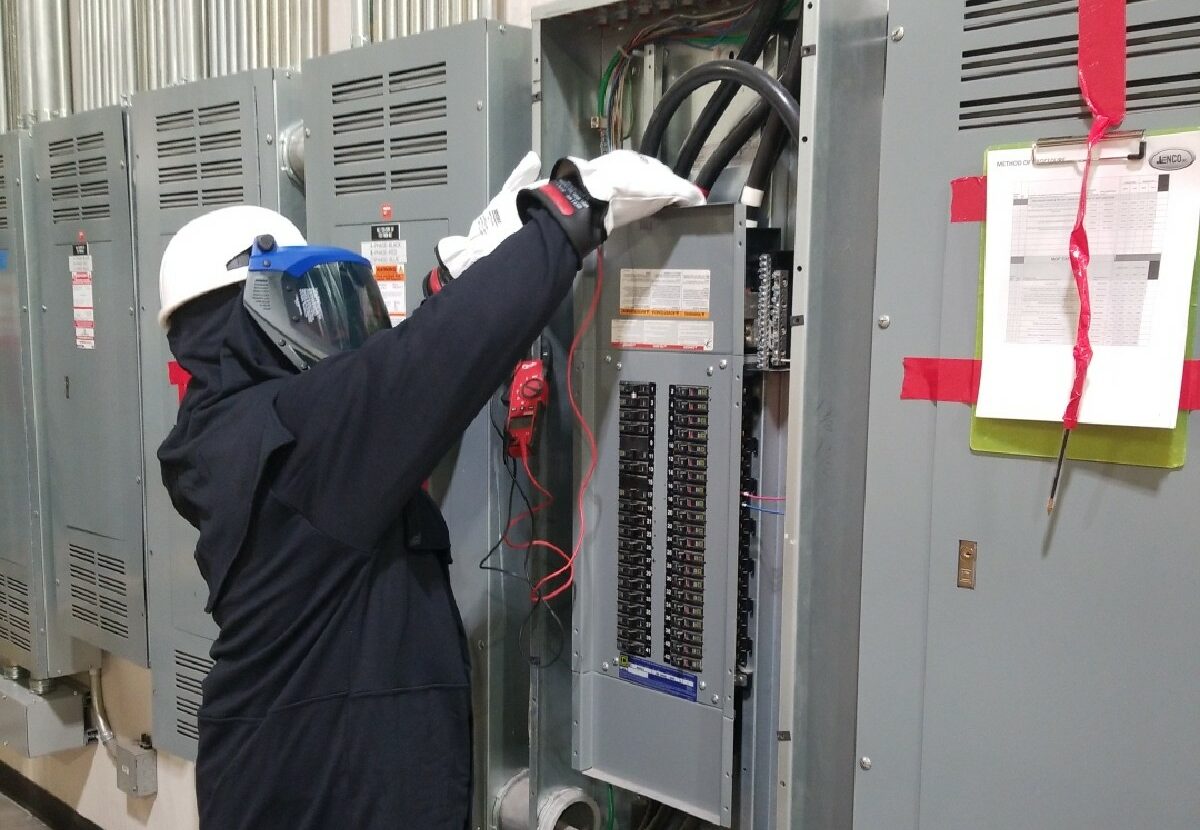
[{"xmin": 31, "ymin": 107, "xmax": 147, "ymax": 666}]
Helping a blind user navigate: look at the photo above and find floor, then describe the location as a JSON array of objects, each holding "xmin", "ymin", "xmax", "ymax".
[{"xmin": 0, "ymin": 791, "xmax": 51, "ymax": 830}]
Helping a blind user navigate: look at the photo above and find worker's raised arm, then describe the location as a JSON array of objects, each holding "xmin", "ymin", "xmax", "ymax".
[{"xmin": 269, "ymin": 152, "xmax": 703, "ymax": 552}]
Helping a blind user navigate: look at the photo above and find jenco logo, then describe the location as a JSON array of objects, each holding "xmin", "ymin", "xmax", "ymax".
[{"xmin": 1149, "ymin": 148, "xmax": 1195, "ymax": 171}]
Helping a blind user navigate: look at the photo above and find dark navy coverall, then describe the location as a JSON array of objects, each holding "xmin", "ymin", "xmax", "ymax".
[{"xmin": 158, "ymin": 211, "xmax": 578, "ymax": 830}]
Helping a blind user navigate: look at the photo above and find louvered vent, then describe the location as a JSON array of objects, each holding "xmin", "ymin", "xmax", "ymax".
[
  {"xmin": 332, "ymin": 62, "xmax": 449, "ymax": 196},
  {"xmin": 175, "ymin": 649, "xmax": 214, "ymax": 742},
  {"xmin": 0, "ymin": 575, "xmax": 32, "ymax": 653},
  {"xmin": 67, "ymin": 542, "xmax": 130, "ymax": 640},
  {"xmin": 959, "ymin": 3, "xmax": 1200, "ymax": 130},
  {"xmin": 0, "ymin": 151, "xmax": 8, "ymax": 231},
  {"xmin": 47, "ymin": 132, "xmax": 112, "ymax": 223},
  {"xmin": 155, "ymin": 100, "xmax": 246, "ymax": 210}
]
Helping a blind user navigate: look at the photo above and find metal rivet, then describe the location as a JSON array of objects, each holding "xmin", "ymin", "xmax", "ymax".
[
  {"xmin": 711, "ymin": 694, "xmax": 720, "ymax": 704},
  {"xmin": 604, "ymin": 355, "xmax": 612, "ymax": 363},
  {"xmin": 602, "ymin": 661, "xmax": 610, "ymax": 671},
  {"xmin": 615, "ymin": 361, "xmax": 623, "ymax": 370},
  {"xmin": 498, "ymin": 25, "xmax": 506, "ymax": 33},
  {"xmin": 266, "ymin": 134, "xmax": 274, "ymax": 145},
  {"xmin": 707, "ymin": 366, "xmax": 715, "ymax": 376},
  {"xmin": 476, "ymin": 100, "xmax": 484, "ymax": 111},
  {"xmin": 135, "ymin": 477, "xmax": 142, "ymax": 484},
  {"xmin": 41, "ymin": 305, "xmax": 47, "ymax": 312},
  {"xmin": 304, "ymin": 127, "xmax": 311, "ymax": 138},
  {"xmin": 476, "ymin": 640, "xmax": 485, "ymax": 651},
  {"xmin": 699, "ymin": 681, "xmax": 706, "ymax": 690},
  {"xmin": 860, "ymin": 756, "xmax": 872, "ymax": 770},
  {"xmin": 719, "ymin": 359, "xmax": 728, "ymax": 369},
  {"xmin": 890, "ymin": 26, "xmax": 905, "ymax": 42},
  {"xmin": 877, "ymin": 315, "xmax": 891, "ymax": 329}
]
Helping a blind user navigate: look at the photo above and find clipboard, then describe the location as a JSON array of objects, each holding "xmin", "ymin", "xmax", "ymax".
[{"xmin": 968, "ymin": 127, "xmax": 1200, "ymax": 470}]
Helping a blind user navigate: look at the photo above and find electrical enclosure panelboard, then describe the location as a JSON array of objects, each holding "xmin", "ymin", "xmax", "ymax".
[
  {"xmin": 31, "ymin": 108, "xmax": 148, "ymax": 666},
  {"xmin": 0, "ymin": 131, "xmax": 99, "ymax": 680},
  {"xmin": 573, "ymin": 206, "xmax": 784, "ymax": 825},
  {"xmin": 302, "ymin": 21, "xmax": 532, "ymax": 820},
  {"xmin": 131, "ymin": 69, "xmax": 306, "ymax": 761},
  {"xmin": 856, "ymin": 2, "xmax": 1200, "ymax": 829}
]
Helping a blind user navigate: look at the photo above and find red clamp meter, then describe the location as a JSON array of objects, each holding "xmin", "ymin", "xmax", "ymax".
[{"xmin": 505, "ymin": 359, "xmax": 549, "ymax": 459}]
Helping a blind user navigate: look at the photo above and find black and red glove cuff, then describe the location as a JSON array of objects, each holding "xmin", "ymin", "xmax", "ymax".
[
  {"xmin": 421, "ymin": 245, "xmax": 455, "ymax": 299},
  {"xmin": 516, "ymin": 158, "xmax": 609, "ymax": 261}
]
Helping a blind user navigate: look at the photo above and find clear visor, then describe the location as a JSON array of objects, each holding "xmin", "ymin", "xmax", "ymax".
[{"xmin": 283, "ymin": 261, "xmax": 392, "ymax": 354}]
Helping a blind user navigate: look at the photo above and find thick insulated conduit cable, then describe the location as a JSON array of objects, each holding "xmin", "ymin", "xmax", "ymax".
[
  {"xmin": 695, "ymin": 98, "xmax": 771, "ymax": 193},
  {"xmin": 743, "ymin": 17, "xmax": 807, "ymax": 212},
  {"xmin": 639, "ymin": 61, "xmax": 802, "ymax": 164},
  {"xmin": 672, "ymin": 0, "xmax": 784, "ymax": 178}
]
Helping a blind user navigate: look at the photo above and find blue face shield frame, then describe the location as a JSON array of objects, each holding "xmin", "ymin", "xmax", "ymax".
[{"xmin": 241, "ymin": 237, "xmax": 392, "ymax": 370}]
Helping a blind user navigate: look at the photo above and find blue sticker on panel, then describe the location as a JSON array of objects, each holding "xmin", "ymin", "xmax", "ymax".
[
  {"xmin": 618, "ymin": 656, "xmax": 698, "ymax": 702},
  {"xmin": 0, "ymin": 250, "xmax": 9, "ymax": 270}
]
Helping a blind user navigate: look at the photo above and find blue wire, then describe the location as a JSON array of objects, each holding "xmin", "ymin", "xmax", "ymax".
[{"xmin": 742, "ymin": 504, "xmax": 784, "ymax": 516}]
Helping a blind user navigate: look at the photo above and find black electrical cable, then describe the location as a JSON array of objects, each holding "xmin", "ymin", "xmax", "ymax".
[
  {"xmin": 638, "ymin": 61, "xmax": 802, "ymax": 163},
  {"xmin": 695, "ymin": 98, "xmax": 770, "ymax": 193},
  {"xmin": 671, "ymin": 0, "xmax": 784, "ymax": 178},
  {"xmin": 743, "ymin": 16, "xmax": 806, "ymax": 211}
]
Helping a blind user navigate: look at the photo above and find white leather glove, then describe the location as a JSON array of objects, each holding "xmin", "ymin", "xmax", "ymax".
[
  {"xmin": 563, "ymin": 150, "xmax": 706, "ymax": 234},
  {"xmin": 435, "ymin": 151, "xmax": 544, "ymax": 280}
]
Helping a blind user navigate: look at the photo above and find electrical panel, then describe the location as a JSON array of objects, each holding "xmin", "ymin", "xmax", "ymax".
[
  {"xmin": 302, "ymin": 21, "xmax": 532, "ymax": 821},
  {"xmin": 0, "ymin": 131, "xmax": 99, "ymax": 681},
  {"xmin": 573, "ymin": 205, "xmax": 788, "ymax": 825},
  {"xmin": 30, "ymin": 107, "xmax": 148, "ymax": 667},
  {"xmin": 130, "ymin": 69, "xmax": 305, "ymax": 761}
]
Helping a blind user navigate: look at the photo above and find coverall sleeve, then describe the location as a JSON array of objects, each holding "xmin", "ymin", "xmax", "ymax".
[{"xmin": 270, "ymin": 210, "xmax": 579, "ymax": 551}]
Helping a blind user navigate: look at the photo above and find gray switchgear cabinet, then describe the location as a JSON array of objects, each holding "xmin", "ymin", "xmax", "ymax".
[
  {"xmin": 30, "ymin": 107, "xmax": 148, "ymax": 667},
  {"xmin": 130, "ymin": 69, "xmax": 306, "ymax": 761},
  {"xmin": 0, "ymin": 131, "xmax": 99, "ymax": 681},
  {"xmin": 303, "ymin": 20, "xmax": 533, "ymax": 826}
]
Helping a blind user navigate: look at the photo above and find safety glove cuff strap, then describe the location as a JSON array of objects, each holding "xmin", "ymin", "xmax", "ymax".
[{"xmin": 517, "ymin": 158, "xmax": 608, "ymax": 262}]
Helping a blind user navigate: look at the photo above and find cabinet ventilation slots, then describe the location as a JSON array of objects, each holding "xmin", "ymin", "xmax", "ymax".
[
  {"xmin": 154, "ymin": 100, "xmax": 247, "ymax": 209},
  {"xmin": 67, "ymin": 542, "xmax": 131, "ymax": 641},
  {"xmin": 0, "ymin": 574, "xmax": 33, "ymax": 653},
  {"xmin": 958, "ymin": 5, "xmax": 1200, "ymax": 130},
  {"xmin": 174, "ymin": 650, "xmax": 214, "ymax": 742},
  {"xmin": 46, "ymin": 132, "xmax": 111, "ymax": 223},
  {"xmin": 331, "ymin": 61, "xmax": 449, "ymax": 196}
]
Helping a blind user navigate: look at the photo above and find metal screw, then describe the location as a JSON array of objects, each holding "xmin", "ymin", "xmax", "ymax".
[
  {"xmin": 304, "ymin": 127, "xmax": 311, "ymax": 138},
  {"xmin": 119, "ymin": 160, "xmax": 126, "ymax": 169},
  {"xmin": 135, "ymin": 476, "xmax": 142, "ymax": 484},
  {"xmin": 890, "ymin": 26, "xmax": 905, "ymax": 42},
  {"xmin": 719, "ymin": 359, "xmax": 728, "ymax": 370},
  {"xmin": 699, "ymin": 680, "xmax": 706, "ymax": 690},
  {"xmin": 615, "ymin": 361, "xmax": 623, "ymax": 370},
  {"xmin": 129, "ymin": 307, "xmax": 134, "ymax": 315},
  {"xmin": 711, "ymin": 694, "xmax": 720, "ymax": 704},
  {"xmin": 41, "ymin": 305, "xmax": 47, "ymax": 312},
  {"xmin": 860, "ymin": 757, "xmax": 872, "ymax": 770},
  {"xmin": 498, "ymin": 25, "xmax": 506, "ymax": 33},
  {"xmin": 476, "ymin": 100, "xmax": 484, "ymax": 111},
  {"xmin": 266, "ymin": 134, "xmax": 274, "ymax": 145},
  {"xmin": 604, "ymin": 355, "xmax": 612, "ymax": 363},
  {"xmin": 707, "ymin": 366, "xmax": 715, "ymax": 376},
  {"xmin": 877, "ymin": 315, "xmax": 891, "ymax": 329},
  {"xmin": 602, "ymin": 661, "xmax": 610, "ymax": 671},
  {"xmin": 476, "ymin": 640, "xmax": 485, "ymax": 651},
  {"xmin": 21, "ymin": 305, "xmax": 27, "ymax": 312}
]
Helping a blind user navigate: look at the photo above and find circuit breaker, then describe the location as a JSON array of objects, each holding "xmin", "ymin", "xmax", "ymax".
[
  {"xmin": 302, "ymin": 21, "xmax": 532, "ymax": 822},
  {"xmin": 130, "ymin": 69, "xmax": 305, "ymax": 761},
  {"xmin": 30, "ymin": 107, "xmax": 148, "ymax": 667},
  {"xmin": 0, "ymin": 131, "xmax": 99, "ymax": 681}
]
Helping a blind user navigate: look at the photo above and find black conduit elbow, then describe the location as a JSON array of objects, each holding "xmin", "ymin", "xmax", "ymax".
[{"xmin": 638, "ymin": 61, "xmax": 802, "ymax": 164}]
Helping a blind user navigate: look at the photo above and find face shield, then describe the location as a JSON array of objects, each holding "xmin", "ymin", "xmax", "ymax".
[{"xmin": 240, "ymin": 235, "xmax": 392, "ymax": 370}]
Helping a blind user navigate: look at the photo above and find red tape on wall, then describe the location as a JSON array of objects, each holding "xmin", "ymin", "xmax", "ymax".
[
  {"xmin": 903, "ymin": 358, "xmax": 1200, "ymax": 412},
  {"xmin": 950, "ymin": 176, "xmax": 988, "ymax": 223}
]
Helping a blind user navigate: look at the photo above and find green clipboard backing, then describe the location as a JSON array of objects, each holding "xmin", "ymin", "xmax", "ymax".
[{"xmin": 969, "ymin": 131, "xmax": 1200, "ymax": 470}]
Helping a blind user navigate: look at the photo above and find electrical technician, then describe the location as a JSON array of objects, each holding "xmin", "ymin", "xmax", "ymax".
[{"xmin": 155, "ymin": 151, "xmax": 703, "ymax": 830}]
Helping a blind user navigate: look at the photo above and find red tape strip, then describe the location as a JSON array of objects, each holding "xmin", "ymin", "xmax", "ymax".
[
  {"xmin": 168, "ymin": 360, "xmax": 191, "ymax": 404},
  {"xmin": 1078, "ymin": 0, "xmax": 1128, "ymax": 125},
  {"xmin": 902, "ymin": 358, "xmax": 1200, "ymax": 412},
  {"xmin": 900, "ymin": 358, "xmax": 982, "ymax": 404},
  {"xmin": 950, "ymin": 176, "xmax": 988, "ymax": 223}
]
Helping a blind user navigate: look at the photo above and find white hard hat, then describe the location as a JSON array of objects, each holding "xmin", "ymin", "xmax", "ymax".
[{"xmin": 158, "ymin": 205, "xmax": 306, "ymax": 329}]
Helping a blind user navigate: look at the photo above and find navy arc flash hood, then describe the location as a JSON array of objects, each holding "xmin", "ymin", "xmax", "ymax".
[{"xmin": 158, "ymin": 284, "xmax": 297, "ymax": 612}]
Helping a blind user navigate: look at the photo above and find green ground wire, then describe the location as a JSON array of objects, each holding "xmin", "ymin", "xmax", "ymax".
[{"xmin": 606, "ymin": 783, "xmax": 616, "ymax": 830}]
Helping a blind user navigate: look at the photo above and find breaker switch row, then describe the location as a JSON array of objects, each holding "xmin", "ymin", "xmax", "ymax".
[
  {"xmin": 664, "ymin": 385, "xmax": 710, "ymax": 673},
  {"xmin": 616, "ymin": 381, "xmax": 656, "ymax": 657}
]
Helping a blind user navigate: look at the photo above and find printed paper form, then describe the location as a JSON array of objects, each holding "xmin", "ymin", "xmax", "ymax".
[{"xmin": 976, "ymin": 131, "xmax": 1200, "ymax": 429}]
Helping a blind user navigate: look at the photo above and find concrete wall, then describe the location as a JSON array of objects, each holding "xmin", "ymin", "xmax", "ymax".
[{"xmin": 4, "ymin": 3, "xmax": 553, "ymax": 828}]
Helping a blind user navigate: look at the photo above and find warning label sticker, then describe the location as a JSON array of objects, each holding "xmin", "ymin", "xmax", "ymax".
[
  {"xmin": 618, "ymin": 656, "xmax": 698, "ymax": 702},
  {"xmin": 611, "ymin": 318, "xmax": 714, "ymax": 352},
  {"xmin": 361, "ymin": 224, "xmax": 407, "ymax": 324},
  {"xmin": 619, "ymin": 268, "xmax": 711, "ymax": 318},
  {"xmin": 70, "ymin": 244, "xmax": 94, "ymax": 350}
]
